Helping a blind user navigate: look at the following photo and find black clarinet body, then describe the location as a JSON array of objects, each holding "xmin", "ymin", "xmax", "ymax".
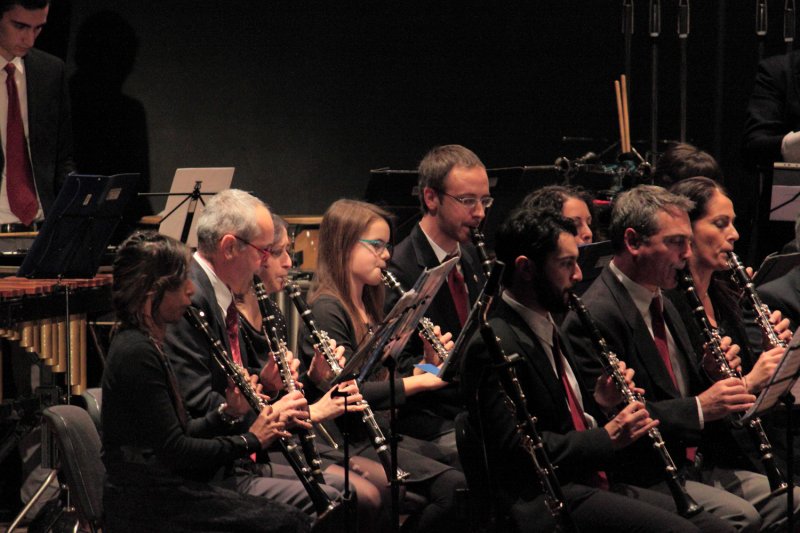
[
  {"xmin": 676, "ymin": 268, "xmax": 789, "ymax": 496},
  {"xmin": 469, "ymin": 226, "xmax": 494, "ymax": 278},
  {"xmin": 253, "ymin": 278, "xmax": 327, "ymax": 485},
  {"xmin": 284, "ymin": 281, "xmax": 410, "ymax": 482},
  {"xmin": 183, "ymin": 306, "xmax": 338, "ymax": 515},
  {"xmin": 727, "ymin": 252, "xmax": 787, "ymax": 350},
  {"xmin": 567, "ymin": 291, "xmax": 702, "ymax": 517}
]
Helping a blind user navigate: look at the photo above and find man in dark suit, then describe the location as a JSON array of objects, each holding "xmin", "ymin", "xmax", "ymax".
[
  {"xmin": 385, "ymin": 145, "xmax": 489, "ymax": 450},
  {"xmin": 562, "ymin": 185, "xmax": 799, "ymax": 531},
  {"xmin": 461, "ymin": 207, "xmax": 729, "ymax": 532},
  {"xmin": 0, "ymin": 0, "xmax": 73, "ymax": 228},
  {"xmin": 165, "ymin": 189, "xmax": 343, "ymax": 517}
]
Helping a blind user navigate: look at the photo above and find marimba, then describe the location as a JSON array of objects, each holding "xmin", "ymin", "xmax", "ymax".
[{"xmin": 0, "ymin": 275, "xmax": 113, "ymax": 398}]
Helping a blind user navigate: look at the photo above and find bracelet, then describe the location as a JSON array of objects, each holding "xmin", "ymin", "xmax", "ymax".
[
  {"xmin": 238, "ymin": 434, "xmax": 250, "ymax": 451},
  {"xmin": 217, "ymin": 403, "xmax": 241, "ymax": 426}
]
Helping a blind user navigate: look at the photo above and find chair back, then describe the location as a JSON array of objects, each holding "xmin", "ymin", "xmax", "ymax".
[{"xmin": 42, "ymin": 405, "xmax": 105, "ymax": 529}]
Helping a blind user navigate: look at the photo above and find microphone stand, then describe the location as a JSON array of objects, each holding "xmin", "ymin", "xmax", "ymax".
[
  {"xmin": 787, "ymin": 0, "xmax": 796, "ymax": 55},
  {"xmin": 757, "ymin": 0, "xmax": 768, "ymax": 61},
  {"xmin": 678, "ymin": 0, "xmax": 690, "ymax": 143},
  {"xmin": 649, "ymin": 0, "xmax": 661, "ymax": 165},
  {"xmin": 622, "ymin": 0, "xmax": 634, "ymax": 93}
]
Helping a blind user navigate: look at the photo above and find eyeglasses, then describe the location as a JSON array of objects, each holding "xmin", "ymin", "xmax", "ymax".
[
  {"xmin": 233, "ymin": 235, "xmax": 274, "ymax": 260},
  {"xmin": 437, "ymin": 190, "xmax": 494, "ymax": 210},
  {"xmin": 359, "ymin": 239, "xmax": 392, "ymax": 255}
]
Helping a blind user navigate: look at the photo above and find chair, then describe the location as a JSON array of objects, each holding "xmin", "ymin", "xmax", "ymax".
[
  {"xmin": 41, "ymin": 405, "xmax": 105, "ymax": 533},
  {"xmin": 80, "ymin": 388, "xmax": 103, "ymax": 433}
]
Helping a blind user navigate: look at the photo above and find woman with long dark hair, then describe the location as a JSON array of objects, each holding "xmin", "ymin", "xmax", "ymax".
[{"xmin": 102, "ymin": 231, "xmax": 309, "ymax": 532}]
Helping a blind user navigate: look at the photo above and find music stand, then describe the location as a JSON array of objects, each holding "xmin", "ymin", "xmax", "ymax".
[
  {"xmin": 18, "ymin": 173, "xmax": 138, "ymax": 279},
  {"xmin": 148, "ymin": 167, "xmax": 234, "ymax": 248},
  {"xmin": 331, "ymin": 257, "xmax": 455, "ymax": 531},
  {"xmin": 439, "ymin": 261, "xmax": 505, "ymax": 382}
]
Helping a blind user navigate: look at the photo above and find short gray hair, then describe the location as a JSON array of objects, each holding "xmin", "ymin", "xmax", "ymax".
[
  {"xmin": 609, "ymin": 185, "xmax": 694, "ymax": 252},
  {"xmin": 196, "ymin": 189, "xmax": 269, "ymax": 255}
]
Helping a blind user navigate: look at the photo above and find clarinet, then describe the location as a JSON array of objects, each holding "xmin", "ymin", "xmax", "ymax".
[
  {"xmin": 252, "ymin": 278, "xmax": 327, "ymax": 485},
  {"xmin": 478, "ymin": 261, "xmax": 577, "ymax": 532},
  {"xmin": 726, "ymin": 252, "xmax": 787, "ymax": 350},
  {"xmin": 676, "ymin": 268, "xmax": 789, "ymax": 495},
  {"xmin": 285, "ymin": 281, "xmax": 410, "ymax": 482},
  {"xmin": 380, "ymin": 269, "xmax": 450, "ymax": 363},
  {"xmin": 567, "ymin": 291, "xmax": 703, "ymax": 517},
  {"xmin": 470, "ymin": 226, "xmax": 494, "ymax": 278},
  {"xmin": 183, "ymin": 306, "xmax": 338, "ymax": 515}
]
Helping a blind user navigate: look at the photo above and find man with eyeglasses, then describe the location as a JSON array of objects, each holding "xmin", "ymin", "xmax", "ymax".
[
  {"xmin": 164, "ymin": 188, "xmax": 349, "ymax": 521},
  {"xmin": 385, "ymin": 144, "xmax": 491, "ymax": 463}
]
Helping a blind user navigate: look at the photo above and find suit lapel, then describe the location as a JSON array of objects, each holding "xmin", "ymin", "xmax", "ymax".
[
  {"xmin": 600, "ymin": 269, "xmax": 682, "ymax": 399},
  {"xmin": 494, "ymin": 301, "xmax": 572, "ymax": 420},
  {"xmin": 189, "ymin": 258, "xmax": 232, "ymax": 355}
]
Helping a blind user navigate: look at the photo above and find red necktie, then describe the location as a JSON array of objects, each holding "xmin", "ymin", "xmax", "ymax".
[
  {"xmin": 4, "ymin": 63, "xmax": 37, "ymax": 226},
  {"xmin": 447, "ymin": 258, "xmax": 469, "ymax": 327},
  {"xmin": 225, "ymin": 300, "xmax": 243, "ymax": 365},
  {"xmin": 650, "ymin": 296, "xmax": 678, "ymax": 389},
  {"xmin": 552, "ymin": 327, "xmax": 610, "ymax": 489},
  {"xmin": 649, "ymin": 296, "xmax": 696, "ymax": 463}
]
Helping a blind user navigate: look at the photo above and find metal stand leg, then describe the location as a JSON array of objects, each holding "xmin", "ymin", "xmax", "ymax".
[{"xmin": 7, "ymin": 469, "xmax": 58, "ymax": 532}]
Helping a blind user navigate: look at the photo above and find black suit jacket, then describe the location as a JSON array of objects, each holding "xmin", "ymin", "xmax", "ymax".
[
  {"xmin": 461, "ymin": 298, "xmax": 615, "ymax": 501},
  {"xmin": 562, "ymin": 267, "xmax": 711, "ymax": 484},
  {"xmin": 386, "ymin": 223, "xmax": 485, "ymax": 370},
  {"xmin": 21, "ymin": 48, "xmax": 75, "ymax": 214},
  {"xmin": 166, "ymin": 258, "xmax": 253, "ymax": 418},
  {"xmin": 385, "ymin": 223, "xmax": 485, "ymax": 438},
  {"xmin": 756, "ymin": 267, "xmax": 800, "ymax": 333},
  {"xmin": 743, "ymin": 51, "xmax": 800, "ymax": 169}
]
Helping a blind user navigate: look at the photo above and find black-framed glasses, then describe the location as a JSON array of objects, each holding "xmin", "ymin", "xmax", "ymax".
[
  {"xmin": 359, "ymin": 239, "xmax": 392, "ymax": 255},
  {"xmin": 233, "ymin": 235, "xmax": 274, "ymax": 260},
  {"xmin": 437, "ymin": 190, "xmax": 494, "ymax": 210}
]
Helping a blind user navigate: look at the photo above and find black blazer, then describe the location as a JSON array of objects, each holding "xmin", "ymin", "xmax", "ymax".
[
  {"xmin": 386, "ymin": 223, "xmax": 485, "ymax": 374},
  {"xmin": 461, "ymin": 298, "xmax": 616, "ymax": 500},
  {"xmin": 743, "ymin": 51, "xmax": 800, "ymax": 169},
  {"xmin": 23, "ymin": 48, "xmax": 75, "ymax": 214},
  {"xmin": 562, "ymin": 267, "xmax": 710, "ymax": 484},
  {"xmin": 166, "ymin": 259, "xmax": 253, "ymax": 418},
  {"xmin": 756, "ymin": 267, "xmax": 800, "ymax": 333}
]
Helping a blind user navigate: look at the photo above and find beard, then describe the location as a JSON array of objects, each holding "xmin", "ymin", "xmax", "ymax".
[{"xmin": 535, "ymin": 273, "xmax": 570, "ymax": 313}]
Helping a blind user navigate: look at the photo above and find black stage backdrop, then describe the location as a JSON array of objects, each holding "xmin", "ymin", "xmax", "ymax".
[{"xmin": 46, "ymin": 1, "xmax": 795, "ymax": 252}]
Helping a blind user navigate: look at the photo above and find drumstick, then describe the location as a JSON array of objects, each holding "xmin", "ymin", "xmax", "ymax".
[
  {"xmin": 621, "ymin": 74, "xmax": 631, "ymax": 152},
  {"xmin": 615, "ymin": 80, "xmax": 627, "ymax": 153}
]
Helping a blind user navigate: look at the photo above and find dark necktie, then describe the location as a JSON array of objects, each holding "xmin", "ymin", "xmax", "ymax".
[
  {"xmin": 446, "ymin": 255, "xmax": 469, "ymax": 327},
  {"xmin": 650, "ymin": 296, "xmax": 696, "ymax": 462},
  {"xmin": 225, "ymin": 300, "xmax": 243, "ymax": 365},
  {"xmin": 4, "ymin": 63, "xmax": 37, "ymax": 226},
  {"xmin": 552, "ymin": 326, "xmax": 610, "ymax": 489},
  {"xmin": 650, "ymin": 295, "xmax": 678, "ymax": 389}
]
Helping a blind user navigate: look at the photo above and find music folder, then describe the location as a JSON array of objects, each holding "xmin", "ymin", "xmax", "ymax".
[
  {"xmin": 331, "ymin": 257, "xmax": 457, "ymax": 387},
  {"xmin": 18, "ymin": 173, "xmax": 138, "ymax": 279},
  {"xmin": 741, "ymin": 328, "xmax": 800, "ymax": 421}
]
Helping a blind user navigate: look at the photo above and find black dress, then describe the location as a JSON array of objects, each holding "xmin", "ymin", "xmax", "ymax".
[{"xmin": 101, "ymin": 327, "xmax": 310, "ymax": 533}]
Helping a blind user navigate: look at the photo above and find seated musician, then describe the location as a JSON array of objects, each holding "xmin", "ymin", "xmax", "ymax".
[
  {"xmin": 562, "ymin": 185, "xmax": 800, "ymax": 531},
  {"xmin": 298, "ymin": 198, "xmax": 468, "ymax": 532},
  {"xmin": 384, "ymin": 144, "xmax": 489, "ymax": 462},
  {"xmin": 236, "ymin": 213, "xmax": 388, "ymax": 532},
  {"xmin": 163, "ymin": 189, "xmax": 347, "ymax": 517},
  {"xmin": 101, "ymin": 231, "xmax": 311, "ymax": 532},
  {"xmin": 668, "ymin": 177, "xmax": 800, "ymax": 488},
  {"xmin": 460, "ymin": 206, "xmax": 729, "ymax": 532},
  {"xmin": 521, "ymin": 184, "xmax": 595, "ymax": 244}
]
